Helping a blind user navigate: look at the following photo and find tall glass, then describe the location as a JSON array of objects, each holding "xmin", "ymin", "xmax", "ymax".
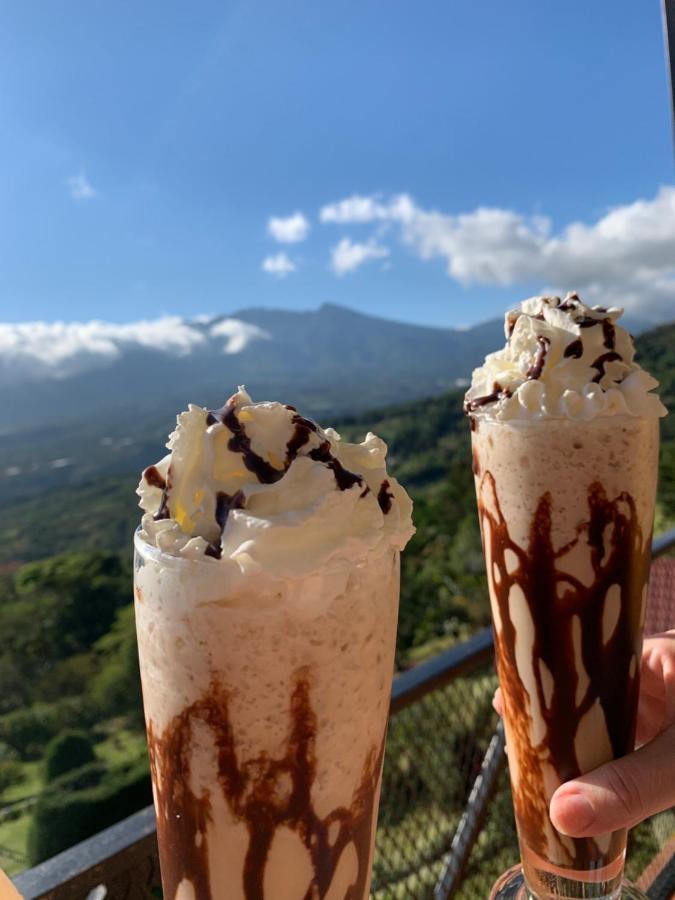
[
  {"xmin": 470, "ymin": 415, "xmax": 658, "ymax": 900},
  {"xmin": 133, "ymin": 532, "xmax": 400, "ymax": 900}
]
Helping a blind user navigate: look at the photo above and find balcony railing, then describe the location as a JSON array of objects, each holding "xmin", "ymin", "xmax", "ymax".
[{"xmin": 13, "ymin": 527, "xmax": 675, "ymax": 900}]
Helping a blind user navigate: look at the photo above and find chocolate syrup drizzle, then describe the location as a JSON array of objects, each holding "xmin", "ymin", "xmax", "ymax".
[
  {"xmin": 309, "ymin": 441, "xmax": 364, "ymax": 492},
  {"xmin": 463, "ymin": 383, "xmax": 512, "ymax": 415},
  {"xmin": 144, "ymin": 466, "xmax": 171, "ymax": 522},
  {"xmin": 377, "ymin": 480, "xmax": 394, "ymax": 515},
  {"xmin": 563, "ymin": 338, "xmax": 583, "ymax": 360},
  {"xmin": 526, "ymin": 336, "xmax": 550, "ymax": 381},
  {"xmin": 147, "ymin": 674, "xmax": 386, "ymax": 900},
  {"xmin": 478, "ymin": 471, "xmax": 649, "ymax": 868},
  {"xmin": 601, "ymin": 319, "xmax": 616, "ymax": 350},
  {"xmin": 204, "ymin": 490, "xmax": 246, "ymax": 559},
  {"xmin": 207, "ymin": 403, "xmax": 285, "ymax": 485},
  {"xmin": 591, "ymin": 351, "xmax": 622, "ymax": 384}
]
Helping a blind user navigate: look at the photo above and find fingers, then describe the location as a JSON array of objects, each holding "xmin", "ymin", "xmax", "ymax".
[
  {"xmin": 550, "ymin": 722, "xmax": 675, "ymax": 837},
  {"xmin": 492, "ymin": 687, "xmax": 503, "ymax": 716}
]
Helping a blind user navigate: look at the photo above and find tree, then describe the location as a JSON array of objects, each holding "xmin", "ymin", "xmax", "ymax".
[
  {"xmin": 44, "ymin": 731, "xmax": 96, "ymax": 783},
  {"xmin": 89, "ymin": 604, "xmax": 144, "ymax": 728},
  {"xmin": 15, "ymin": 551, "xmax": 132, "ymax": 657}
]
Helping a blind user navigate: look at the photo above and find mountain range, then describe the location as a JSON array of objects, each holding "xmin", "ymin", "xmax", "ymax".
[{"xmin": 0, "ymin": 303, "xmax": 660, "ymax": 506}]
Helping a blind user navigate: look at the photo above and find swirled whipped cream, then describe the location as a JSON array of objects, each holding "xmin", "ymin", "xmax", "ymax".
[
  {"xmin": 464, "ymin": 293, "xmax": 667, "ymax": 422},
  {"xmin": 137, "ymin": 387, "xmax": 414, "ymax": 575}
]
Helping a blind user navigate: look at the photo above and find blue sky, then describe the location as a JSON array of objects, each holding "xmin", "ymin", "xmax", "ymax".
[{"xmin": 0, "ymin": 0, "xmax": 673, "ymax": 328}]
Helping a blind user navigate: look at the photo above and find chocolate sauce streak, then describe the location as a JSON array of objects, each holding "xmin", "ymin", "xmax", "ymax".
[
  {"xmin": 463, "ymin": 383, "xmax": 512, "ymax": 415},
  {"xmin": 309, "ymin": 441, "xmax": 364, "ymax": 492},
  {"xmin": 208, "ymin": 403, "xmax": 285, "ymax": 484},
  {"xmin": 563, "ymin": 338, "xmax": 584, "ymax": 359},
  {"xmin": 526, "ymin": 336, "xmax": 550, "ymax": 380},
  {"xmin": 377, "ymin": 480, "xmax": 394, "ymax": 515},
  {"xmin": 205, "ymin": 490, "xmax": 246, "ymax": 559},
  {"xmin": 601, "ymin": 318, "xmax": 616, "ymax": 350},
  {"xmin": 591, "ymin": 351, "xmax": 622, "ymax": 384},
  {"xmin": 576, "ymin": 316, "xmax": 600, "ymax": 328},
  {"xmin": 145, "ymin": 465, "xmax": 171, "ymax": 522},
  {"xmin": 286, "ymin": 413, "xmax": 319, "ymax": 464},
  {"xmin": 147, "ymin": 675, "xmax": 386, "ymax": 900},
  {"xmin": 143, "ymin": 465, "xmax": 166, "ymax": 490},
  {"xmin": 478, "ymin": 472, "xmax": 649, "ymax": 869},
  {"xmin": 209, "ymin": 402, "xmax": 369, "ymax": 497}
]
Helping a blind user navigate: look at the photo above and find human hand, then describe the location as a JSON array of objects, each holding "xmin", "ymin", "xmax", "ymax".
[
  {"xmin": 493, "ymin": 631, "xmax": 675, "ymax": 836},
  {"xmin": 0, "ymin": 866, "xmax": 22, "ymax": 899}
]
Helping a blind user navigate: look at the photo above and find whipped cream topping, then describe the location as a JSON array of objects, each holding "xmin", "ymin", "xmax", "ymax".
[
  {"xmin": 464, "ymin": 293, "xmax": 667, "ymax": 422},
  {"xmin": 137, "ymin": 387, "xmax": 414, "ymax": 575}
]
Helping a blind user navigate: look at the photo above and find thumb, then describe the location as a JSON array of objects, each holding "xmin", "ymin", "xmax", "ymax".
[{"xmin": 550, "ymin": 723, "xmax": 675, "ymax": 837}]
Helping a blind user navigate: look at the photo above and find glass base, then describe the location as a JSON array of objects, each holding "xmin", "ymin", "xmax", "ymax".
[{"xmin": 489, "ymin": 865, "xmax": 649, "ymax": 900}]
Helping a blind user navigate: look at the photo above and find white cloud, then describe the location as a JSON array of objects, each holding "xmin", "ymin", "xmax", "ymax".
[
  {"xmin": 320, "ymin": 188, "xmax": 675, "ymax": 319},
  {"xmin": 67, "ymin": 171, "xmax": 96, "ymax": 201},
  {"xmin": 210, "ymin": 318, "xmax": 270, "ymax": 353},
  {"xmin": 320, "ymin": 194, "xmax": 415, "ymax": 225},
  {"xmin": 0, "ymin": 315, "xmax": 269, "ymax": 381},
  {"xmin": 267, "ymin": 212, "xmax": 309, "ymax": 243},
  {"xmin": 262, "ymin": 252, "xmax": 297, "ymax": 278},
  {"xmin": 330, "ymin": 238, "xmax": 390, "ymax": 276}
]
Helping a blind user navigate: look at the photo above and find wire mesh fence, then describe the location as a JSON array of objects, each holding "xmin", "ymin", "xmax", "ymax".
[
  {"xmin": 372, "ymin": 664, "xmax": 502, "ymax": 898},
  {"xmin": 372, "ymin": 660, "xmax": 675, "ymax": 900}
]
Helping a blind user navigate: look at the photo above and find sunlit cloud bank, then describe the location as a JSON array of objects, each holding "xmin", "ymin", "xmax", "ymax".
[
  {"xmin": 320, "ymin": 187, "xmax": 675, "ymax": 319},
  {"xmin": 0, "ymin": 316, "xmax": 269, "ymax": 380}
]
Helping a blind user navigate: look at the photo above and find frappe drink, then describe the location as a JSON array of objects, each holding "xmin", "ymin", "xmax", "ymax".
[
  {"xmin": 465, "ymin": 295, "xmax": 666, "ymax": 898},
  {"xmin": 134, "ymin": 388, "xmax": 414, "ymax": 900}
]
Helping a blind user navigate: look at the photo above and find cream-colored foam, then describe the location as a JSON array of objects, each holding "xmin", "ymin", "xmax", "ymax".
[
  {"xmin": 134, "ymin": 537, "xmax": 398, "ymax": 899},
  {"xmin": 509, "ymin": 584, "xmax": 545, "ymax": 746},
  {"xmin": 572, "ymin": 615, "xmax": 590, "ymax": 708},
  {"xmin": 575, "ymin": 699, "xmax": 614, "ymax": 774}
]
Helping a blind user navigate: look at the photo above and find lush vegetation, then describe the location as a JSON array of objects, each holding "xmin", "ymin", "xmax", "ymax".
[{"xmin": 0, "ymin": 322, "xmax": 672, "ymax": 876}]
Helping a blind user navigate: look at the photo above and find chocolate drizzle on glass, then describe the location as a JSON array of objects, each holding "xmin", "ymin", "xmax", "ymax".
[
  {"xmin": 477, "ymin": 470, "xmax": 649, "ymax": 869},
  {"xmin": 526, "ymin": 336, "xmax": 550, "ymax": 381},
  {"xmin": 147, "ymin": 673, "xmax": 386, "ymax": 900}
]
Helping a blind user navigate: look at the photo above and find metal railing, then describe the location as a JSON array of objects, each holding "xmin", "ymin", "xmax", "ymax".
[{"xmin": 13, "ymin": 528, "xmax": 675, "ymax": 900}]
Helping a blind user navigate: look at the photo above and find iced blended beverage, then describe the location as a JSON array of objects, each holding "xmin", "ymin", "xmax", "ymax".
[
  {"xmin": 464, "ymin": 294, "xmax": 667, "ymax": 899},
  {"xmin": 134, "ymin": 388, "xmax": 414, "ymax": 900}
]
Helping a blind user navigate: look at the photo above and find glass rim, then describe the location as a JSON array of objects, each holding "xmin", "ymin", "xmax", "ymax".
[
  {"xmin": 133, "ymin": 526, "xmax": 217, "ymax": 569},
  {"xmin": 469, "ymin": 412, "xmax": 659, "ymax": 429}
]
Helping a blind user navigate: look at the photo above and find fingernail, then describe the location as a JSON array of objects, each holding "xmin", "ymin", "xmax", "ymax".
[{"xmin": 552, "ymin": 792, "xmax": 595, "ymax": 836}]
